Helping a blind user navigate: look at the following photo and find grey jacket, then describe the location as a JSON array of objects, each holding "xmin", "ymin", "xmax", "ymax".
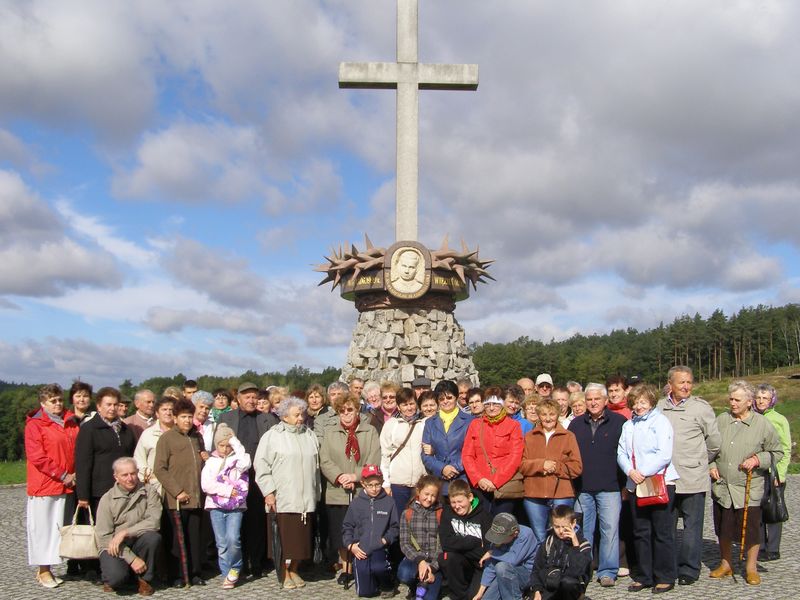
[
  {"xmin": 710, "ymin": 411, "xmax": 783, "ymax": 509},
  {"xmin": 656, "ymin": 395, "xmax": 721, "ymax": 494},
  {"xmin": 95, "ymin": 482, "xmax": 162, "ymax": 564},
  {"xmin": 319, "ymin": 419, "xmax": 381, "ymax": 506},
  {"xmin": 254, "ymin": 422, "xmax": 321, "ymax": 514}
]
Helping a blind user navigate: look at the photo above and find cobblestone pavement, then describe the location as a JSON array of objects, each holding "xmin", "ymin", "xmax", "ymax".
[{"xmin": 5, "ymin": 478, "xmax": 798, "ymax": 599}]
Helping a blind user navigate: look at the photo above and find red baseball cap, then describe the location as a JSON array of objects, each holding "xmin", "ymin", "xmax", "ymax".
[{"xmin": 361, "ymin": 464, "xmax": 383, "ymax": 480}]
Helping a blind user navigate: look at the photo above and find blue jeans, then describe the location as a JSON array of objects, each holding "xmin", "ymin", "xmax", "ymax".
[
  {"xmin": 483, "ymin": 562, "xmax": 530, "ymax": 600},
  {"xmin": 209, "ymin": 509, "xmax": 244, "ymax": 577},
  {"xmin": 524, "ymin": 497, "xmax": 574, "ymax": 550},
  {"xmin": 397, "ymin": 558, "xmax": 442, "ymax": 600},
  {"xmin": 576, "ymin": 491, "xmax": 620, "ymax": 580},
  {"xmin": 391, "ymin": 485, "xmax": 415, "ymax": 517},
  {"xmin": 671, "ymin": 492, "xmax": 705, "ymax": 580}
]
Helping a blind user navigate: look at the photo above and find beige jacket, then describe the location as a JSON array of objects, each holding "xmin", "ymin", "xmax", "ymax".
[
  {"xmin": 94, "ymin": 482, "xmax": 162, "ymax": 564},
  {"xmin": 133, "ymin": 423, "xmax": 169, "ymax": 496},
  {"xmin": 319, "ymin": 419, "xmax": 381, "ymax": 505}
]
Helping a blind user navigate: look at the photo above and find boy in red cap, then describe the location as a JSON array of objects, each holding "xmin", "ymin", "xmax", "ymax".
[{"xmin": 342, "ymin": 465, "xmax": 400, "ymax": 597}]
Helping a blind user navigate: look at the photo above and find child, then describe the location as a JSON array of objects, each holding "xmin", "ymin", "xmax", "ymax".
[
  {"xmin": 474, "ymin": 513, "xmax": 537, "ymax": 600},
  {"xmin": 201, "ymin": 423, "xmax": 251, "ymax": 589},
  {"xmin": 398, "ymin": 475, "xmax": 443, "ymax": 600},
  {"xmin": 439, "ymin": 480, "xmax": 493, "ymax": 600},
  {"xmin": 529, "ymin": 506, "xmax": 591, "ymax": 600},
  {"xmin": 342, "ymin": 465, "xmax": 400, "ymax": 598}
]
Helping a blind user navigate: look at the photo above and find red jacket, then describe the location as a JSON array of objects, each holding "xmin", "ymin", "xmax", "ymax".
[
  {"xmin": 25, "ymin": 408, "xmax": 79, "ymax": 497},
  {"xmin": 462, "ymin": 415, "xmax": 523, "ymax": 489}
]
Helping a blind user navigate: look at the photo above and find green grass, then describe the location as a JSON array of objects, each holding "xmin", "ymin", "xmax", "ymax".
[
  {"xmin": 0, "ymin": 460, "xmax": 26, "ymax": 485},
  {"xmin": 694, "ymin": 366, "xmax": 799, "ymax": 468}
]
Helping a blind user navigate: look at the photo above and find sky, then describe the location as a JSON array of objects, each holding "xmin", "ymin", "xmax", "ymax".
[{"xmin": 1, "ymin": 0, "xmax": 799, "ymax": 387}]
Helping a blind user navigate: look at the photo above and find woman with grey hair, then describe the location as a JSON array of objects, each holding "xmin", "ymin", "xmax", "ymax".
[
  {"xmin": 254, "ymin": 396, "xmax": 321, "ymax": 589},
  {"xmin": 753, "ymin": 383, "xmax": 791, "ymax": 561},
  {"xmin": 709, "ymin": 381, "xmax": 783, "ymax": 585}
]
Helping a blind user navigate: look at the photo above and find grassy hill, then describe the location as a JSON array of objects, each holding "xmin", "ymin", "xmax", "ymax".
[{"xmin": 693, "ymin": 366, "xmax": 799, "ymax": 471}]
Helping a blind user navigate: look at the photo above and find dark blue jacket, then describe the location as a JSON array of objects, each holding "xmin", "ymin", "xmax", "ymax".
[
  {"xmin": 342, "ymin": 488, "xmax": 399, "ymax": 555},
  {"xmin": 421, "ymin": 410, "xmax": 472, "ymax": 494},
  {"xmin": 568, "ymin": 409, "xmax": 626, "ymax": 493}
]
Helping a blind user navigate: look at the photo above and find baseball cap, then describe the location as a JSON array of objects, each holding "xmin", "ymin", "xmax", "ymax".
[
  {"xmin": 486, "ymin": 512, "xmax": 520, "ymax": 545},
  {"xmin": 535, "ymin": 373, "xmax": 553, "ymax": 386},
  {"xmin": 411, "ymin": 376, "xmax": 431, "ymax": 388},
  {"xmin": 237, "ymin": 381, "xmax": 259, "ymax": 394},
  {"xmin": 361, "ymin": 464, "xmax": 383, "ymax": 480}
]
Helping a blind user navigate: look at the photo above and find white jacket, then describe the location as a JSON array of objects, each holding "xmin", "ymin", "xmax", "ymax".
[
  {"xmin": 380, "ymin": 415, "xmax": 426, "ymax": 488},
  {"xmin": 201, "ymin": 436, "xmax": 252, "ymax": 510},
  {"xmin": 254, "ymin": 422, "xmax": 321, "ymax": 515}
]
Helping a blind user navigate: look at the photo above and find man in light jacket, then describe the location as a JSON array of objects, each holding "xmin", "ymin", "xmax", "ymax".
[
  {"xmin": 95, "ymin": 457, "xmax": 161, "ymax": 596},
  {"xmin": 656, "ymin": 366, "xmax": 720, "ymax": 586}
]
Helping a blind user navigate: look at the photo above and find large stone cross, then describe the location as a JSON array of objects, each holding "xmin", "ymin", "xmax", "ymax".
[{"xmin": 339, "ymin": 0, "xmax": 478, "ymax": 242}]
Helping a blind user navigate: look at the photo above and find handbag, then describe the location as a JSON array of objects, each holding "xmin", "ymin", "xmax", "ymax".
[
  {"xmin": 478, "ymin": 421, "xmax": 524, "ymax": 500},
  {"xmin": 59, "ymin": 505, "xmax": 100, "ymax": 559},
  {"xmin": 632, "ymin": 442, "xmax": 669, "ymax": 507},
  {"xmin": 761, "ymin": 459, "xmax": 789, "ymax": 524}
]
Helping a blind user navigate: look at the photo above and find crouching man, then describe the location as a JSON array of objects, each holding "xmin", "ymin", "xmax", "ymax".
[{"xmin": 95, "ymin": 457, "xmax": 162, "ymax": 596}]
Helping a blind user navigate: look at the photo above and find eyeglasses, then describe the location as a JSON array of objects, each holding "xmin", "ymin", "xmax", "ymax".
[
  {"xmin": 537, "ymin": 383, "xmax": 553, "ymax": 389},
  {"xmin": 381, "ymin": 394, "xmax": 396, "ymax": 399},
  {"xmin": 363, "ymin": 482, "xmax": 383, "ymax": 489},
  {"xmin": 44, "ymin": 398, "xmax": 64, "ymax": 404},
  {"xmin": 339, "ymin": 407, "xmax": 356, "ymax": 414}
]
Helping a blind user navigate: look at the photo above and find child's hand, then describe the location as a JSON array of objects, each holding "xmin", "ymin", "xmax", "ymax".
[
  {"xmin": 533, "ymin": 592, "xmax": 542, "ymax": 600},
  {"xmin": 418, "ymin": 560, "xmax": 432, "ymax": 582},
  {"xmin": 350, "ymin": 542, "xmax": 367, "ymax": 560},
  {"xmin": 478, "ymin": 551, "xmax": 491, "ymax": 567}
]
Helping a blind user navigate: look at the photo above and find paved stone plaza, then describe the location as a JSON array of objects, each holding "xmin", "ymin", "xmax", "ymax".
[{"xmin": 6, "ymin": 479, "xmax": 797, "ymax": 599}]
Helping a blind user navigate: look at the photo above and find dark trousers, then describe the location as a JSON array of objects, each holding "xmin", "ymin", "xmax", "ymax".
[
  {"xmin": 629, "ymin": 486, "xmax": 676, "ymax": 586},
  {"xmin": 671, "ymin": 491, "xmax": 705, "ymax": 581},
  {"xmin": 537, "ymin": 576, "xmax": 586, "ymax": 600},
  {"xmin": 440, "ymin": 552, "xmax": 482, "ymax": 600},
  {"xmin": 353, "ymin": 548, "xmax": 392, "ymax": 597},
  {"xmin": 170, "ymin": 508, "xmax": 202, "ymax": 581},
  {"xmin": 100, "ymin": 531, "xmax": 161, "ymax": 588},
  {"xmin": 242, "ymin": 469, "xmax": 267, "ymax": 575}
]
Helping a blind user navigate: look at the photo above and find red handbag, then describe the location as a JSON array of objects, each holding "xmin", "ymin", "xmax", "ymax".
[{"xmin": 632, "ymin": 442, "xmax": 669, "ymax": 507}]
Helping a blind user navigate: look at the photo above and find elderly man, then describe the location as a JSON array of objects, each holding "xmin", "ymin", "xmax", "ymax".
[
  {"xmin": 568, "ymin": 383, "xmax": 626, "ymax": 587},
  {"xmin": 95, "ymin": 457, "xmax": 161, "ymax": 596},
  {"xmin": 535, "ymin": 374, "xmax": 554, "ymax": 400},
  {"xmin": 657, "ymin": 366, "xmax": 720, "ymax": 586},
  {"xmin": 516, "ymin": 377, "xmax": 535, "ymax": 397},
  {"xmin": 456, "ymin": 377, "xmax": 472, "ymax": 410},
  {"xmin": 315, "ymin": 381, "xmax": 350, "ymax": 439},
  {"xmin": 349, "ymin": 377, "xmax": 365, "ymax": 400},
  {"xmin": 218, "ymin": 382, "xmax": 276, "ymax": 579},
  {"xmin": 124, "ymin": 390, "xmax": 156, "ymax": 441}
]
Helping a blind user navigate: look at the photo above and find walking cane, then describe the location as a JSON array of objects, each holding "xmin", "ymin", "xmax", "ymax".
[
  {"xmin": 344, "ymin": 488, "xmax": 355, "ymax": 591},
  {"xmin": 739, "ymin": 469, "xmax": 753, "ymax": 562}
]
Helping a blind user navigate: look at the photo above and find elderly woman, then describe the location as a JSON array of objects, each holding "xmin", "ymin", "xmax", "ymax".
[
  {"xmin": 616, "ymin": 384, "xmax": 678, "ymax": 593},
  {"xmin": 466, "ymin": 387, "xmax": 485, "ymax": 416},
  {"xmin": 133, "ymin": 395, "xmax": 174, "ymax": 496},
  {"xmin": 363, "ymin": 380, "xmax": 382, "ymax": 412},
  {"xmin": 68, "ymin": 381, "xmax": 94, "ymax": 425},
  {"xmin": 421, "ymin": 380, "xmax": 473, "ymax": 496},
  {"xmin": 380, "ymin": 387, "xmax": 426, "ymax": 513},
  {"xmin": 569, "ymin": 392, "xmax": 586, "ymax": 419},
  {"xmin": 709, "ymin": 381, "xmax": 783, "ymax": 586},
  {"xmin": 25, "ymin": 383, "xmax": 79, "ymax": 588},
  {"xmin": 521, "ymin": 397, "xmax": 583, "ymax": 547},
  {"xmin": 320, "ymin": 393, "xmax": 381, "ymax": 586},
  {"xmin": 369, "ymin": 382, "xmax": 400, "ymax": 434},
  {"xmin": 154, "ymin": 398, "xmax": 207, "ymax": 587},
  {"xmin": 210, "ymin": 388, "xmax": 233, "ymax": 423},
  {"xmin": 462, "ymin": 386, "xmax": 524, "ymax": 515},
  {"xmin": 254, "ymin": 396, "xmax": 320, "ymax": 589},
  {"xmin": 191, "ymin": 390, "xmax": 215, "ymax": 452},
  {"xmin": 753, "ymin": 384, "xmax": 791, "ymax": 562},
  {"xmin": 304, "ymin": 383, "xmax": 329, "ymax": 430},
  {"xmin": 522, "ymin": 395, "xmax": 539, "ymax": 429}
]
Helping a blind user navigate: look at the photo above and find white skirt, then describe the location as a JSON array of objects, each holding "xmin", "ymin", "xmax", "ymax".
[{"xmin": 27, "ymin": 494, "xmax": 66, "ymax": 566}]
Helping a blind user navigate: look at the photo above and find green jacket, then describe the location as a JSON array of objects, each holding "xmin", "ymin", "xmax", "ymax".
[
  {"xmin": 763, "ymin": 408, "xmax": 791, "ymax": 480},
  {"xmin": 95, "ymin": 482, "xmax": 161, "ymax": 564},
  {"xmin": 319, "ymin": 418, "xmax": 381, "ymax": 506},
  {"xmin": 710, "ymin": 411, "xmax": 783, "ymax": 509}
]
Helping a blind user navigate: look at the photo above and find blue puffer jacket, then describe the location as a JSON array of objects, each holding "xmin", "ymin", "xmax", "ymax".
[
  {"xmin": 421, "ymin": 410, "xmax": 473, "ymax": 494},
  {"xmin": 342, "ymin": 488, "xmax": 399, "ymax": 555}
]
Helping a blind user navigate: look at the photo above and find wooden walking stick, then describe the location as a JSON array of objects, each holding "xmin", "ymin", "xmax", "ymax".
[{"xmin": 739, "ymin": 469, "xmax": 753, "ymax": 562}]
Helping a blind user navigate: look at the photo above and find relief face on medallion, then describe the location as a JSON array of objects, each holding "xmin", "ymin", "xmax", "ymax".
[{"xmin": 386, "ymin": 244, "xmax": 430, "ymax": 299}]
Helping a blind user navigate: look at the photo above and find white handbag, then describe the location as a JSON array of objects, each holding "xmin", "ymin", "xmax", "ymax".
[{"xmin": 59, "ymin": 505, "xmax": 100, "ymax": 559}]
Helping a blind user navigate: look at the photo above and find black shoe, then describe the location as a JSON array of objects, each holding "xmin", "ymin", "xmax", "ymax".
[
  {"xmin": 336, "ymin": 572, "xmax": 353, "ymax": 586},
  {"xmin": 190, "ymin": 576, "xmax": 206, "ymax": 586},
  {"xmin": 765, "ymin": 552, "xmax": 780, "ymax": 561},
  {"xmin": 628, "ymin": 582, "xmax": 651, "ymax": 592},
  {"xmin": 677, "ymin": 576, "xmax": 695, "ymax": 586},
  {"xmin": 652, "ymin": 584, "xmax": 674, "ymax": 594},
  {"xmin": 172, "ymin": 578, "xmax": 188, "ymax": 588}
]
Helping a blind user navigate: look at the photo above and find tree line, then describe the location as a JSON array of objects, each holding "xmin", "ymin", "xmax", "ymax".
[{"xmin": 472, "ymin": 303, "xmax": 800, "ymax": 387}]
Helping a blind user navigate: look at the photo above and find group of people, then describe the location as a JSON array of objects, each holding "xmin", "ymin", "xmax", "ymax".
[{"xmin": 24, "ymin": 368, "xmax": 791, "ymax": 599}]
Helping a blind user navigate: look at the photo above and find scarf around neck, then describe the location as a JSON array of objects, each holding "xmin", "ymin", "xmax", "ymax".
[
  {"xmin": 342, "ymin": 417, "xmax": 361, "ymax": 463},
  {"xmin": 484, "ymin": 408, "xmax": 507, "ymax": 425}
]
